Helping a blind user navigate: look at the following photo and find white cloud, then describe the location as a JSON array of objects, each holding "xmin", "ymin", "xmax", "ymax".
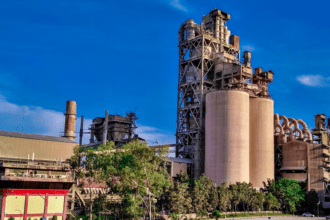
[
  {"xmin": 0, "ymin": 95, "xmax": 175, "ymax": 146},
  {"xmin": 169, "ymin": 0, "xmax": 188, "ymax": 12},
  {"xmin": 0, "ymin": 94, "xmax": 68, "ymax": 137},
  {"xmin": 296, "ymin": 75, "xmax": 330, "ymax": 87},
  {"xmin": 136, "ymin": 124, "xmax": 175, "ymax": 145},
  {"xmin": 241, "ymin": 45, "xmax": 255, "ymax": 52}
]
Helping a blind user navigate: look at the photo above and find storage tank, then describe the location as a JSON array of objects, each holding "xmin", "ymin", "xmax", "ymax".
[
  {"xmin": 249, "ymin": 97, "xmax": 274, "ymax": 188},
  {"xmin": 205, "ymin": 90, "xmax": 250, "ymax": 185}
]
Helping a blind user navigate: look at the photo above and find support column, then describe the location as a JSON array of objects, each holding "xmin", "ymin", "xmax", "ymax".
[
  {"xmin": 1, "ymin": 192, "xmax": 6, "ymax": 220},
  {"xmin": 44, "ymin": 194, "xmax": 49, "ymax": 217},
  {"xmin": 24, "ymin": 194, "xmax": 29, "ymax": 220},
  {"xmin": 63, "ymin": 194, "xmax": 68, "ymax": 220}
]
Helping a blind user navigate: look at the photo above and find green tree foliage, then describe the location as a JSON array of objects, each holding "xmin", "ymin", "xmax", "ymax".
[
  {"xmin": 256, "ymin": 191, "xmax": 265, "ymax": 211},
  {"xmin": 262, "ymin": 178, "xmax": 304, "ymax": 212},
  {"xmin": 169, "ymin": 171, "xmax": 193, "ymax": 216},
  {"xmin": 70, "ymin": 143, "xmax": 108, "ymax": 220},
  {"xmin": 92, "ymin": 193, "xmax": 107, "ymax": 215},
  {"xmin": 229, "ymin": 182, "xmax": 253, "ymax": 213},
  {"xmin": 192, "ymin": 174, "xmax": 217, "ymax": 215},
  {"xmin": 248, "ymin": 189, "xmax": 264, "ymax": 212},
  {"xmin": 276, "ymin": 178, "xmax": 305, "ymax": 212},
  {"xmin": 208, "ymin": 180, "xmax": 219, "ymax": 212},
  {"xmin": 217, "ymin": 182, "xmax": 232, "ymax": 212},
  {"xmin": 265, "ymin": 193, "xmax": 280, "ymax": 211},
  {"xmin": 70, "ymin": 140, "xmax": 172, "ymax": 220}
]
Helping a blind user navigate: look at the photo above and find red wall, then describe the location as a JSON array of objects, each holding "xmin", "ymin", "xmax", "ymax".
[{"xmin": 1, "ymin": 189, "xmax": 69, "ymax": 220}]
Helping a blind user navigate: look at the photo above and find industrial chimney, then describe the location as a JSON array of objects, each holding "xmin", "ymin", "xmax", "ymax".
[{"xmin": 63, "ymin": 100, "xmax": 76, "ymax": 141}]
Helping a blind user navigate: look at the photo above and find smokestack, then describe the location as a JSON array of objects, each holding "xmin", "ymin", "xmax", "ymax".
[{"xmin": 63, "ymin": 100, "xmax": 77, "ymax": 141}]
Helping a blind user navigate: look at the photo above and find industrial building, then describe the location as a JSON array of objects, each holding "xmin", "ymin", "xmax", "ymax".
[
  {"xmin": 175, "ymin": 8, "xmax": 274, "ymax": 188},
  {"xmin": 87, "ymin": 111, "xmax": 141, "ymax": 148},
  {"xmin": 175, "ymin": 8, "xmax": 330, "ymax": 210},
  {"xmin": 274, "ymin": 113, "xmax": 330, "ymax": 209},
  {"xmin": 0, "ymin": 101, "xmax": 78, "ymax": 220}
]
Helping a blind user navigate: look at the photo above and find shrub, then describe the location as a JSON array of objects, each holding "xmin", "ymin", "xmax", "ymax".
[
  {"xmin": 53, "ymin": 216, "xmax": 58, "ymax": 220},
  {"xmin": 8, "ymin": 217, "xmax": 15, "ymax": 220},
  {"xmin": 213, "ymin": 210, "xmax": 221, "ymax": 217}
]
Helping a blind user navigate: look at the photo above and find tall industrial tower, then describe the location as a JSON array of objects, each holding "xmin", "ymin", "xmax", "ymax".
[
  {"xmin": 176, "ymin": 9, "xmax": 274, "ymax": 182},
  {"xmin": 176, "ymin": 9, "xmax": 239, "ymax": 178}
]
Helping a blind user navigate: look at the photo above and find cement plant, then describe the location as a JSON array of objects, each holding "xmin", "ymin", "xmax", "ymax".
[{"xmin": 0, "ymin": 7, "xmax": 330, "ymax": 220}]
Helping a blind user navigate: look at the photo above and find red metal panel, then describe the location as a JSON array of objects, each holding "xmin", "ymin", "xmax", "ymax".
[
  {"xmin": 2, "ymin": 189, "xmax": 68, "ymax": 220},
  {"xmin": 3, "ymin": 189, "xmax": 69, "ymax": 195}
]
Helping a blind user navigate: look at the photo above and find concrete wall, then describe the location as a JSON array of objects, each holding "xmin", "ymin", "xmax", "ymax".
[
  {"xmin": 282, "ymin": 140, "xmax": 328, "ymax": 202},
  {"xmin": 282, "ymin": 140, "xmax": 308, "ymax": 168},
  {"xmin": 172, "ymin": 162, "xmax": 188, "ymax": 177},
  {"xmin": 309, "ymin": 143, "xmax": 327, "ymax": 202},
  {"xmin": 283, "ymin": 173, "xmax": 307, "ymax": 180},
  {"xmin": 249, "ymin": 97, "xmax": 274, "ymax": 188},
  {"xmin": 205, "ymin": 90, "xmax": 250, "ymax": 185},
  {"xmin": 0, "ymin": 136, "xmax": 77, "ymax": 161}
]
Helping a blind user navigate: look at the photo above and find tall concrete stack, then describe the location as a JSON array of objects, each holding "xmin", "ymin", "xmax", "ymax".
[
  {"xmin": 63, "ymin": 100, "xmax": 76, "ymax": 141},
  {"xmin": 176, "ymin": 8, "xmax": 275, "ymax": 187}
]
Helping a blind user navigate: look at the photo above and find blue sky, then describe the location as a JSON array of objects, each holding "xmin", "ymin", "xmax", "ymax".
[{"xmin": 0, "ymin": 0, "xmax": 330, "ymax": 145}]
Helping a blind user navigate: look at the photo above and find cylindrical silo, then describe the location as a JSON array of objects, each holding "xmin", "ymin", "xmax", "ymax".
[
  {"xmin": 249, "ymin": 97, "xmax": 274, "ymax": 188},
  {"xmin": 205, "ymin": 90, "xmax": 250, "ymax": 185}
]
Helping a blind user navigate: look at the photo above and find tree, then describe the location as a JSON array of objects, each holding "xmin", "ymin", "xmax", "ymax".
[
  {"xmin": 218, "ymin": 182, "xmax": 232, "ymax": 212},
  {"xmin": 265, "ymin": 193, "xmax": 280, "ymax": 211},
  {"xmin": 192, "ymin": 174, "xmax": 217, "ymax": 216},
  {"xmin": 70, "ymin": 144, "xmax": 107, "ymax": 220},
  {"xmin": 169, "ymin": 171, "xmax": 193, "ymax": 217},
  {"xmin": 248, "ymin": 189, "xmax": 264, "ymax": 212},
  {"xmin": 92, "ymin": 193, "xmax": 107, "ymax": 215},
  {"xmin": 262, "ymin": 178, "xmax": 304, "ymax": 212},
  {"xmin": 276, "ymin": 178, "xmax": 305, "ymax": 212},
  {"xmin": 305, "ymin": 189, "xmax": 318, "ymax": 213},
  {"xmin": 70, "ymin": 140, "xmax": 172, "ymax": 220},
  {"xmin": 228, "ymin": 182, "xmax": 252, "ymax": 213},
  {"xmin": 256, "ymin": 191, "xmax": 265, "ymax": 211},
  {"xmin": 229, "ymin": 183, "xmax": 240, "ymax": 213},
  {"xmin": 208, "ymin": 180, "xmax": 219, "ymax": 213}
]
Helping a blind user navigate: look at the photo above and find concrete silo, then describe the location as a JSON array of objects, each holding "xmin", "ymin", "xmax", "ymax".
[
  {"xmin": 249, "ymin": 97, "xmax": 274, "ymax": 188},
  {"xmin": 205, "ymin": 90, "xmax": 250, "ymax": 185},
  {"xmin": 176, "ymin": 9, "xmax": 275, "ymax": 184}
]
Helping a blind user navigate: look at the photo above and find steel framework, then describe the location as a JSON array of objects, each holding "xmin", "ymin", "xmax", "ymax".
[{"xmin": 176, "ymin": 9, "xmax": 237, "ymax": 178}]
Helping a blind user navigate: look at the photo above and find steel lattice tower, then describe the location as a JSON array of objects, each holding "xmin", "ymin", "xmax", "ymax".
[{"xmin": 176, "ymin": 9, "xmax": 240, "ymax": 178}]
